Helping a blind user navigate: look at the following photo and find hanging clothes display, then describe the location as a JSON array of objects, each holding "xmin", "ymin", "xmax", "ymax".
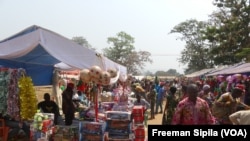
[
  {"xmin": 0, "ymin": 68, "xmax": 9, "ymax": 115},
  {"xmin": 7, "ymin": 68, "xmax": 26, "ymax": 120},
  {"xmin": 0, "ymin": 68, "xmax": 26, "ymax": 120}
]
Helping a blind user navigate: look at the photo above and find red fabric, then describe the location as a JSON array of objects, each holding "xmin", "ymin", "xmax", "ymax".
[
  {"xmin": 67, "ymin": 83, "xmax": 74, "ymax": 89},
  {"xmin": 77, "ymin": 84, "xmax": 86, "ymax": 92},
  {"xmin": 235, "ymin": 84, "xmax": 245, "ymax": 92}
]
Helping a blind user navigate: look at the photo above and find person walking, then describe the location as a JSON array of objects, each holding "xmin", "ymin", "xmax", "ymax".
[
  {"xmin": 172, "ymin": 83, "xmax": 215, "ymax": 125},
  {"xmin": 162, "ymin": 86, "xmax": 179, "ymax": 125},
  {"xmin": 155, "ymin": 83, "xmax": 166, "ymax": 114},
  {"xmin": 147, "ymin": 84, "xmax": 157, "ymax": 119},
  {"xmin": 198, "ymin": 84, "xmax": 215, "ymax": 110}
]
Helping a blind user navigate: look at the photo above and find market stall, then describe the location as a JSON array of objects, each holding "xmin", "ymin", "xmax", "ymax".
[
  {"xmin": 28, "ymin": 69, "xmax": 147, "ymax": 141},
  {"xmin": 0, "ymin": 25, "xmax": 133, "ymax": 141},
  {"xmin": 0, "ymin": 25, "xmax": 127, "ymax": 86}
]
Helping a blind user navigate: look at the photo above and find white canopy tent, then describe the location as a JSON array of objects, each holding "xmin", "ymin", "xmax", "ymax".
[
  {"xmin": 185, "ymin": 68, "xmax": 214, "ymax": 78},
  {"xmin": 206, "ymin": 63, "xmax": 250, "ymax": 76},
  {"xmin": 0, "ymin": 25, "xmax": 127, "ymax": 85}
]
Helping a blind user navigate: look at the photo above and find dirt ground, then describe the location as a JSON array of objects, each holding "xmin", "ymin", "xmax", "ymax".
[
  {"xmin": 147, "ymin": 101, "xmax": 165, "ymax": 125},
  {"xmin": 145, "ymin": 101, "xmax": 165, "ymax": 138}
]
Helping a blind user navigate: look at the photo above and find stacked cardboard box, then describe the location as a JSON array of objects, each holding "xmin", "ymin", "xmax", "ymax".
[
  {"xmin": 105, "ymin": 111, "xmax": 133, "ymax": 141},
  {"xmin": 52, "ymin": 125, "xmax": 79, "ymax": 141},
  {"xmin": 132, "ymin": 106, "xmax": 146, "ymax": 141},
  {"xmin": 79, "ymin": 121, "xmax": 106, "ymax": 141}
]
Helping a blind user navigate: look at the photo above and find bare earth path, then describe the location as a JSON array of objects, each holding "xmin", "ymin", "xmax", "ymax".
[
  {"xmin": 147, "ymin": 100, "xmax": 166, "ymax": 125},
  {"xmin": 145, "ymin": 100, "xmax": 165, "ymax": 139}
]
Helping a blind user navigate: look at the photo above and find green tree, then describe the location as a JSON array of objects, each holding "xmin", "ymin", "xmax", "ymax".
[
  {"xmin": 102, "ymin": 31, "xmax": 152, "ymax": 74},
  {"xmin": 155, "ymin": 71, "xmax": 168, "ymax": 76},
  {"xmin": 154, "ymin": 69, "xmax": 180, "ymax": 76},
  {"xmin": 72, "ymin": 36, "xmax": 96, "ymax": 50},
  {"xmin": 170, "ymin": 19, "xmax": 214, "ymax": 74},
  {"xmin": 144, "ymin": 70, "xmax": 154, "ymax": 76},
  {"xmin": 204, "ymin": 0, "xmax": 250, "ymax": 65},
  {"xmin": 166, "ymin": 69, "xmax": 179, "ymax": 76}
]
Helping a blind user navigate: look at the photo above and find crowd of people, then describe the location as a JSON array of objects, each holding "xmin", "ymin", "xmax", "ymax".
[
  {"xmin": 130, "ymin": 75, "xmax": 250, "ymax": 125},
  {"xmin": 2, "ymin": 74, "xmax": 250, "ymax": 140}
]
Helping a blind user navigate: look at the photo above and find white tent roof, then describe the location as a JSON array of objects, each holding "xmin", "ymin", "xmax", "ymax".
[
  {"xmin": 0, "ymin": 25, "xmax": 127, "ymax": 85},
  {"xmin": 206, "ymin": 63, "xmax": 250, "ymax": 76},
  {"xmin": 185, "ymin": 68, "xmax": 214, "ymax": 78}
]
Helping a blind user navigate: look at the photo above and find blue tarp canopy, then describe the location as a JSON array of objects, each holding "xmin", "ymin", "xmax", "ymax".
[{"xmin": 0, "ymin": 25, "xmax": 127, "ymax": 86}]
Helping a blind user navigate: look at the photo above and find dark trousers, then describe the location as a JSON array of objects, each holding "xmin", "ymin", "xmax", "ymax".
[
  {"xmin": 155, "ymin": 100, "xmax": 163, "ymax": 113},
  {"xmin": 65, "ymin": 112, "xmax": 74, "ymax": 125},
  {"xmin": 150, "ymin": 102, "xmax": 155, "ymax": 118}
]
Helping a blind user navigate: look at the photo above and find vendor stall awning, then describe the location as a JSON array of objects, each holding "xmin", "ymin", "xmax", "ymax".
[{"xmin": 0, "ymin": 25, "xmax": 127, "ymax": 85}]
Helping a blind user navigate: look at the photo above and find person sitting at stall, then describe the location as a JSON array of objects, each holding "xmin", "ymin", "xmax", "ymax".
[
  {"xmin": 77, "ymin": 91, "xmax": 84, "ymax": 103},
  {"xmin": 75, "ymin": 90, "xmax": 89, "ymax": 106},
  {"xmin": 72, "ymin": 91, "xmax": 81, "ymax": 109},
  {"xmin": 37, "ymin": 93, "xmax": 60, "ymax": 125}
]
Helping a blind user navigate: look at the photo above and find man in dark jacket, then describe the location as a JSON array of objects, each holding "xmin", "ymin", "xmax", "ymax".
[
  {"xmin": 37, "ymin": 93, "xmax": 60, "ymax": 125},
  {"xmin": 62, "ymin": 83, "xmax": 75, "ymax": 125}
]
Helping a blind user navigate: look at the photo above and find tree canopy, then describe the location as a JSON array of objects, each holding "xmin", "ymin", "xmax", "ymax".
[
  {"xmin": 102, "ymin": 31, "xmax": 152, "ymax": 74},
  {"xmin": 170, "ymin": 19, "xmax": 214, "ymax": 74},
  {"xmin": 171, "ymin": 0, "xmax": 250, "ymax": 74},
  {"xmin": 72, "ymin": 36, "xmax": 96, "ymax": 50}
]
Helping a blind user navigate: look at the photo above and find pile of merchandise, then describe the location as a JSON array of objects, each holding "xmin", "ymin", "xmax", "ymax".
[
  {"xmin": 105, "ymin": 111, "xmax": 133, "ymax": 140},
  {"xmin": 79, "ymin": 121, "xmax": 106, "ymax": 141},
  {"xmin": 52, "ymin": 125, "xmax": 78, "ymax": 141},
  {"xmin": 30, "ymin": 64, "xmax": 148, "ymax": 141},
  {"xmin": 31, "ymin": 110, "xmax": 79, "ymax": 141},
  {"xmin": 132, "ymin": 106, "xmax": 147, "ymax": 141},
  {"xmin": 30, "ymin": 111, "xmax": 55, "ymax": 141}
]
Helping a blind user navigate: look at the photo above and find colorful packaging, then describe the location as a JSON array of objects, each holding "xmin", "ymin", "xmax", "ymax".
[
  {"xmin": 132, "ymin": 106, "xmax": 144, "ymax": 117},
  {"xmin": 30, "ymin": 130, "xmax": 51, "ymax": 141},
  {"xmin": 79, "ymin": 121, "xmax": 106, "ymax": 134},
  {"xmin": 133, "ymin": 127, "xmax": 145, "ymax": 138},
  {"xmin": 105, "ymin": 111, "xmax": 132, "ymax": 120},
  {"xmin": 79, "ymin": 133, "xmax": 104, "ymax": 141},
  {"xmin": 133, "ymin": 116, "xmax": 144, "ymax": 124},
  {"xmin": 54, "ymin": 125, "xmax": 78, "ymax": 138}
]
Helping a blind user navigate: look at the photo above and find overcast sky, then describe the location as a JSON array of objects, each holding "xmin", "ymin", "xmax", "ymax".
[{"xmin": 0, "ymin": 0, "xmax": 216, "ymax": 74}]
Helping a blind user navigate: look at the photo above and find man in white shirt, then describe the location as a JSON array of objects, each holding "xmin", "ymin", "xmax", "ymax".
[{"xmin": 229, "ymin": 110, "xmax": 250, "ymax": 125}]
